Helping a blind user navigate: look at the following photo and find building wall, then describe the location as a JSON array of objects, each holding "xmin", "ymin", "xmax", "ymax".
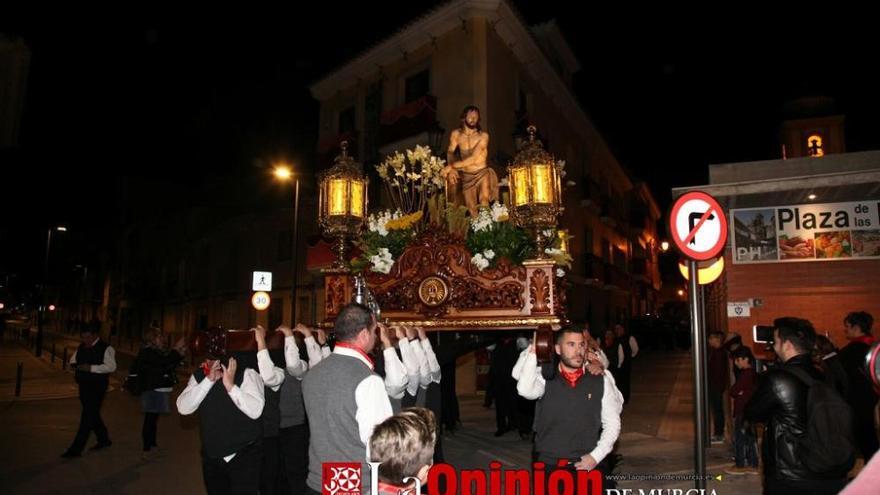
[{"xmin": 724, "ymin": 250, "xmax": 880, "ymax": 349}]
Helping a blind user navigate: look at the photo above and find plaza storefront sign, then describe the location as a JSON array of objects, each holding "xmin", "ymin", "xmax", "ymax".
[{"xmin": 731, "ymin": 200, "xmax": 880, "ymax": 264}]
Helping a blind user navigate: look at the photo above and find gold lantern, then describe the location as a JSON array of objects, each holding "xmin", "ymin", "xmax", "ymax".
[
  {"xmin": 318, "ymin": 141, "xmax": 369, "ymax": 267},
  {"xmin": 507, "ymin": 126, "xmax": 563, "ymax": 258}
]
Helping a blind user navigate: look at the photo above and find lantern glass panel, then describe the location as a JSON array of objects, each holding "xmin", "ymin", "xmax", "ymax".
[
  {"xmin": 511, "ymin": 167, "xmax": 529, "ymax": 206},
  {"xmin": 349, "ymin": 180, "xmax": 365, "ymax": 218},
  {"xmin": 530, "ymin": 164, "xmax": 554, "ymax": 204},
  {"xmin": 328, "ymin": 179, "xmax": 348, "ymax": 216}
]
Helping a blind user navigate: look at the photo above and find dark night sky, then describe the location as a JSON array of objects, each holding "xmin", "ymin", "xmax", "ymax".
[{"xmin": 3, "ymin": 3, "xmax": 879, "ymax": 285}]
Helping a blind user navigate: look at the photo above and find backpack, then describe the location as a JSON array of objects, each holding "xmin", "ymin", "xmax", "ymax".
[{"xmin": 784, "ymin": 366, "xmax": 856, "ymax": 475}]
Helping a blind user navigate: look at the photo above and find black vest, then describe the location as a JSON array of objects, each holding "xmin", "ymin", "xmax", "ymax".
[
  {"xmin": 534, "ymin": 371, "xmax": 604, "ymax": 463},
  {"xmin": 620, "ymin": 336, "xmax": 633, "ymax": 370},
  {"xmin": 75, "ymin": 340, "xmax": 110, "ymax": 387},
  {"xmin": 193, "ymin": 368, "xmax": 263, "ymax": 459},
  {"xmin": 262, "ymin": 386, "xmax": 281, "ymax": 437}
]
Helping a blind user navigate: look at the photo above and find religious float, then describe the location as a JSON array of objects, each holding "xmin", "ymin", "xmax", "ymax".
[{"xmin": 316, "ymin": 126, "xmax": 571, "ymax": 361}]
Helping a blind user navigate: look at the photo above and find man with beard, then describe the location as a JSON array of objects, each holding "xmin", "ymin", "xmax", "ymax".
[
  {"xmin": 302, "ymin": 303, "xmax": 393, "ymax": 495},
  {"xmin": 513, "ymin": 327, "xmax": 623, "ymax": 484},
  {"xmin": 441, "ymin": 105, "xmax": 498, "ymax": 217}
]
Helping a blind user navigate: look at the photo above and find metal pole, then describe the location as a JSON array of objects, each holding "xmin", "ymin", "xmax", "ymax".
[
  {"xmin": 291, "ymin": 178, "xmax": 300, "ymax": 326},
  {"xmin": 700, "ymin": 284, "xmax": 711, "ymax": 449},
  {"xmin": 36, "ymin": 229, "xmax": 52, "ymax": 358},
  {"xmin": 15, "ymin": 362, "xmax": 23, "ymax": 397},
  {"xmin": 689, "ymin": 259, "xmax": 707, "ymax": 490}
]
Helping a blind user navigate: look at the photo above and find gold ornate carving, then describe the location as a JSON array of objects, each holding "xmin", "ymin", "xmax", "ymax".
[{"xmin": 418, "ymin": 277, "xmax": 449, "ymax": 307}]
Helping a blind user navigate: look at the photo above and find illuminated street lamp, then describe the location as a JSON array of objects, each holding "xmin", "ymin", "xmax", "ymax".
[
  {"xmin": 273, "ymin": 163, "xmax": 301, "ymax": 324},
  {"xmin": 37, "ymin": 225, "xmax": 68, "ymax": 357}
]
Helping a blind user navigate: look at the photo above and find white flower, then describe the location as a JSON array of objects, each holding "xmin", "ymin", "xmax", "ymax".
[
  {"xmin": 490, "ymin": 202, "xmax": 508, "ymax": 222},
  {"xmin": 556, "ymin": 268, "xmax": 565, "ymax": 278},
  {"xmin": 483, "ymin": 249, "xmax": 495, "ymax": 260},
  {"xmin": 407, "ymin": 172, "xmax": 421, "ymax": 181},
  {"xmin": 471, "ymin": 253, "xmax": 489, "ymax": 271},
  {"xmin": 545, "ymin": 247, "xmax": 563, "ymax": 256},
  {"xmin": 543, "ymin": 229, "xmax": 554, "ymax": 238},
  {"xmin": 370, "ymin": 248, "xmax": 394, "ymax": 274}
]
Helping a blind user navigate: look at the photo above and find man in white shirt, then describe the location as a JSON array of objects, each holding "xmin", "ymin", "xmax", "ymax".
[
  {"xmin": 61, "ymin": 328, "xmax": 117, "ymax": 458},
  {"xmin": 302, "ymin": 303, "xmax": 393, "ymax": 495},
  {"xmin": 177, "ymin": 331, "xmax": 265, "ymax": 495},
  {"xmin": 513, "ymin": 327, "xmax": 623, "ymax": 488}
]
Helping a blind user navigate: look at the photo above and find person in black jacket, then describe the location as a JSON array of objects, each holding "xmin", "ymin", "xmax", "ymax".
[
  {"xmin": 838, "ymin": 311, "xmax": 878, "ymax": 461},
  {"xmin": 814, "ymin": 335, "xmax": 849, "ymax": 400},
  {"xmin": 745, "ymin": 317, "xmax": 849, "ymax": 495},
  {"xmin": 61, "ymin": 327, "xmax": 117, "ymax": 458},
  {"xmin": 131, "ymin": 328, "xmax": 186, "ymax": 456}
]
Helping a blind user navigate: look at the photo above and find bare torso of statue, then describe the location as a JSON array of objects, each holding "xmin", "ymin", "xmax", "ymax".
[{"xmin": 441, "ymin": 106, "xmax": 498, "ymax": 216}]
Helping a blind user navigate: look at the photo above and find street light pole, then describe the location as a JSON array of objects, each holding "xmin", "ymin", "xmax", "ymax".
[
  {"xmin": 37, "ymin": 227, "xmax": 65, "ymax": 357},
  {"xmin": 291, "ymin": 177, "xmax": 300, "ymax": 326}
]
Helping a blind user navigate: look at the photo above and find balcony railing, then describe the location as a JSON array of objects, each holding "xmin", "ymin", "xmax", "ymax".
[{"xmin": 377, "ymin": 95, "xmax": 438, "ymax": 147}]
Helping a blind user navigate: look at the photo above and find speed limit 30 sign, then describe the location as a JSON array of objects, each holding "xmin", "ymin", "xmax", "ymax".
[{"xmin": 669, "ymin": 191, "xmax": 728, "ymax": 261}]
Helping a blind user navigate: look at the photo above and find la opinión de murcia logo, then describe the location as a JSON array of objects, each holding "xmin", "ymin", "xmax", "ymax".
[
  {"xmin": 322, "ymin": 460, "xmax": 615, "ymax": 495},
  {"xmin": 323, "ymin": 462, "xmax": 363, "ymax": 495}
]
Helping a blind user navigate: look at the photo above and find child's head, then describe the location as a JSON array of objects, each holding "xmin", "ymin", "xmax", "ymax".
[
  {"xmin": 370, "ymin": 407, "xmax": 437, "ymax": 486},
  {"xmin": 731, "ymin": 346, "xmax": 755, "ymax": 369},
  {"xmin": 708, "ymin": 332, "xmax": 725, "ymax": 349}
]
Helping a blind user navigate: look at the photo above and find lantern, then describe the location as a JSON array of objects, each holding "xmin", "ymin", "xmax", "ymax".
[
  {"xmin": 507, "ymin": 126, "xmax": 563, "ymax": 257},
  {"xmin": 318, "ymin": 141, "xmax": 369, "ymax": 267}
]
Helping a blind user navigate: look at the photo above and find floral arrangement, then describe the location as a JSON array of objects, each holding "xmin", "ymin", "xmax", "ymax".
[
  {"xmin": 375, "ymin": 145, "xmax": 446, "ymax": 216},
  {"xmin": 352, "ymin": 210, "xmax": 422, "ymax": 274},
  {"xmin": 466, "ymin": 202, "xmax": 535, "ymax": 271}
]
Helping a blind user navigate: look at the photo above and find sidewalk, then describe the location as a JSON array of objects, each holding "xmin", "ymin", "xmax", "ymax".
[{"xmin": 0, "ymin": 337, "xmax": 81, "ymax": 402}]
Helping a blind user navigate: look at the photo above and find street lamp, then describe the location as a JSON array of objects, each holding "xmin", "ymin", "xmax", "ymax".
[
  {"xmin": 273, "ymin": 164, "xmax": 301, "ymax": 326},
  {"xmin": 37, "ymin": 225, "xmax": 67, "ymax": 357}
]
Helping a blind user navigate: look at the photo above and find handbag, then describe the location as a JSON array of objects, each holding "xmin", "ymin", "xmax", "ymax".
[{"xmin": 123, "ymin": 373, "xmax": 143, "ymax": 396}]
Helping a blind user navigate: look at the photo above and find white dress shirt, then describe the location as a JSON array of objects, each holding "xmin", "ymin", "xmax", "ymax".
[
  {"xmin": 381, "ymin": 346, "xmax": 409, "ymax": 400},
  {"xmin": 629, "ymin": 335, "xmax": 639, "ymax": 359},
  {"xmin": 397, "ymin": 339, "xmax": 424, "ymax": 397},
  {"xmin": 331, "ymin": 346, "xmax": 394, "ymax": 456},
  {"xmin": 421, "ymin": 338, "xmax": 442, "ymax": 384},
  {"xmin": 512, "ymin": 348, "xmax": 623, "ymax": 465},
  {"xmin": 69, "ymin": 339, "xmax": 117, "ymax": 374}
]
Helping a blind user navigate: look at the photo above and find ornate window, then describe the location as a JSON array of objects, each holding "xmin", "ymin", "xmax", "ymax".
[{"xmin": 807, "ymin": 134, "xmax": 824, "ymax": 157}]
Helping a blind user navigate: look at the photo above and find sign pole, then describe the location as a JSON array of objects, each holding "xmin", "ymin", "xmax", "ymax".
[
  {"xmin": 689, "ymin": 260, "xmax": 707, "ymax": 489},
  {"xmin": 700, "ymin": 284, "xmax": 711, "ymax": 449}
]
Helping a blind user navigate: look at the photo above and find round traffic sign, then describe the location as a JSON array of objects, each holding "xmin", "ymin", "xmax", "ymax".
[
  {"xmin": 251, "ymin": 291, "xmax": 271, "ymax": 311},
  {"xmin": 669, "ymin": 191, "xmax": 728, "ymax": 261}
]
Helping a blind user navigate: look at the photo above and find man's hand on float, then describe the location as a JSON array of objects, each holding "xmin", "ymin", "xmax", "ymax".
[
  {"xmin": 574, "ymin": 454, "xmax": 598, "ymax": 471},
  {"xmin": 253, "ymin": 325, "xmax": 267, "ymax": 351},
  {"xmin": 294, "ymin": 323, "xmax": 312, "ymax": 339},
  {"xmin": 278, "ymin": 325, "xmax": 294, "ymax": 338},
  {"xmin": 221, "ymin": 357, "xmax": 237, "ymax": 392},
  {"xmin": 378, "ymin": 323, "xmax": 392, "ymax": 350}
]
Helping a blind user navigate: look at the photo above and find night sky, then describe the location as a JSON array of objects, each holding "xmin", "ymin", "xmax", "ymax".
[{"xmin": 3, "ymin": 3, "xmax": 879, "ymax": 286}]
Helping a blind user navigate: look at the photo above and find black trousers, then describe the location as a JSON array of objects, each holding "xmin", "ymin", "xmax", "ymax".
[
  {"xmin": 260, "ymin": 435, "xmax": 282, "ymax": 495},
  {"xmin": 853, "ymin": 407, "xmax": 880, "ymax": 460},
  {"xmin": 708, "ymin": 386, "xmax": 725, "ymax": 436},
  {"xmin": 279, "ymin": 424, "xmax": 309, "ymax": 495},
  {"xmin": 202, "ymin": 441, "xmax": 263, "ymax": 495},
  {"xmin": 68, "ymin": 382, "xmax": 109, "ymax": 453},
  {"xmin": 142, "ymin": 412, "xmax": 159, "ymax": 451}
]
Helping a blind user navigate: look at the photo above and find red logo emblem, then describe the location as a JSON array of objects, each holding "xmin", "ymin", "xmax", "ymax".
[{"xmin": 322, "ymin": 462, "xmax": 362, "ymax": 495}]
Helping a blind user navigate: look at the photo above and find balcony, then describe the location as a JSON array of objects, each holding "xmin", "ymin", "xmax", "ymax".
[
  {"xmin": 603, "ymin": 263, "xmax": 630, "ymax": 292},
  {"xmin": 583, "ymin": 254, "xmax": 605, "ymax": 287},
  {"xmin": 580, "ymin": 179, "xmax": 602, "ymax": 211},
  {"xmin": 377, "ymin": 95, "xmax": 438, "ymax": 149}
]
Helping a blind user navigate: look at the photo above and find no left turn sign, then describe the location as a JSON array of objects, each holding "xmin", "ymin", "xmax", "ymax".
[{"xmin": 669, "ymin": 191, "xmax": 728, "ymax": 261}]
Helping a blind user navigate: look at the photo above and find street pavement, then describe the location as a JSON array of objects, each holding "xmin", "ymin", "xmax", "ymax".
[{"xmin": 0, "ymin": 335, "xmax": 773, "ymax": 494}]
